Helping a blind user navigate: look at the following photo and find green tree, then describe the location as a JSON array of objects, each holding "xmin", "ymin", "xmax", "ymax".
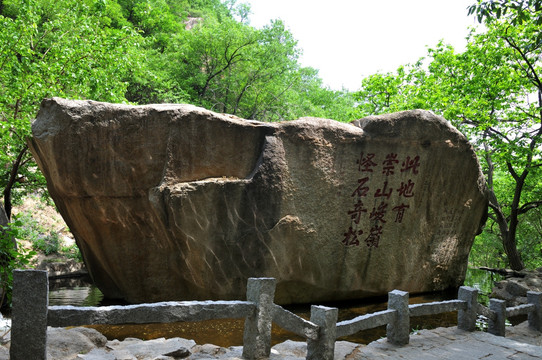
[
  {"xmin": 468, "ymin": 0, "xmax": 542, "ymax": 34},
  {"xmin": 172, "ymin": 16, "xmax": 260, "ymax": 110},
  {"xmin": 162, "ymin": 14, "xmax": 355, "ymax": 122},
  {"xmin": 117, "ymin": 0, "xmax": 356, "ymax": 122},
  {"xmin": 0, "ymin": 0, "xmax": 140, "ymax": 219},
  {"xmin": 281, "ymin": 66, "xmax": 357, "ymax": 122},
  {"xmin": 354, "ymin": 19, "xmax": 542, "ymax": 270}
]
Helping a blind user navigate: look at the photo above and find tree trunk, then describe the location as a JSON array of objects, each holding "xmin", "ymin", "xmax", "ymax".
[
  {"xmin": 0, "ymin": 200, "xmax": 16, "ymax": 250},
  {"xmin": 503, "ymin": 234, "xmax": 524, "ymax": 271},
  {"xmin": 506, "ymin": 201, "xmax": 525, "ymax": 271},
  {"xmin": 494, "ymin": 214, "xmax": 524, "ymax": 270},
  {"xmin": 3, "ymin": 145, "xmax": 28, "ymax": 220},
  {"xmin": 0, "ymin": 203, "xmax": 8, "ymax": 227},
  {"xmin": 488, "ymin": 188, "xmax": 525, "ymax": 271}
]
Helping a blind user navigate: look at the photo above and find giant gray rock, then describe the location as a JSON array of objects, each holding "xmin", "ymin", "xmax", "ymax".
[{"xmin": 29, "ymin": 98, "xmax": 488, "ymax": 304}]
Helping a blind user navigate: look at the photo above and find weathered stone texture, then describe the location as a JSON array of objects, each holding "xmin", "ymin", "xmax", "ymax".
[
  {"xmin": 29, "ymin": 98, "xmax": 488, "ymax": 304},
  {"xmin": 306, "ymin": 306, "xmax": 338, "ymax": 360},
  {"xmin": 10, "ymin": 270, "xmax": 48, "ymax": 360},
  {"xmin": 48, "ymin": 300, "xmax": 254, "ymax": 327}
]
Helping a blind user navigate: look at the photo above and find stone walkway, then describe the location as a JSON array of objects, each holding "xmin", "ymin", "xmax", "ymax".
[{"xmin": 351, "ymin": 325, "xmax": 542, "ymax": 359}]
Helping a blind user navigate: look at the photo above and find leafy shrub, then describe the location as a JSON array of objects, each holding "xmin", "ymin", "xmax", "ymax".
[
  {"xmin": 60, "ymin": 243, "xmax": 83, "ymax": 261},
  {"xmin": 12, "ymin": 211, "xmax": 64, "ymax": 255},
  {"xmin": 15, "ymin": 212, "xmax": 46, "ymax": 243},
  {"xmin": 32, "ymin": 231, "xmax": 62, "ymax": 255},
  {"xmin": 0, "ymin": 220, "xmax": 36, "ymax": 308}
]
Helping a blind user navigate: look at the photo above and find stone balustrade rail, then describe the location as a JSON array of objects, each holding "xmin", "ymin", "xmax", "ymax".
[{"xmin": 9, "ymin": 270, "xmax": 542, "ymax": 360}]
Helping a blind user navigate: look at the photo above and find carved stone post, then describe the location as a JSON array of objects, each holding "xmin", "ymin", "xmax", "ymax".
[
  {"xmin": 10, "ymin": 270, "xmax": 49, "ymax": 360},
  {"xmin": 306, "ymin": 305, "xmax": 338, "ymax": 360},
  {"xmin": 457, "ymin": 286, "xmax": 478, "ymax": 332},
  {"xmin": 242, "ymin": 277, "xmax": 276, "ymax": 359},
  {"xmin": 488, "ymin": 298, "xmax": 506, "ymax": 337},
  {"xmin": 387, "ymin": 290, "xmax": 410, "ymax": 345},
  {"xmin": 527, "ymin": 291, "xmax": 542, "ymax": 331}
]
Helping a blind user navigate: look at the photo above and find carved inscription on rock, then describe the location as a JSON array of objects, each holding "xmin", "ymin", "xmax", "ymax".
[{"xmin": 343, "ymin": 152, "xmax": 421, "ymax": 248}]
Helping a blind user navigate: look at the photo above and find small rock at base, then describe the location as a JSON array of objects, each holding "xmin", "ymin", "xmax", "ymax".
[{"xmin": 163, "ymin": 347, "xmax": 190, "ymax": 358}]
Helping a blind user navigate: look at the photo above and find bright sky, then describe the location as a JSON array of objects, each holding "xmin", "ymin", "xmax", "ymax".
[{"xmin": 247, "ymin": 0, "xmax": 480, "ymax": 91}]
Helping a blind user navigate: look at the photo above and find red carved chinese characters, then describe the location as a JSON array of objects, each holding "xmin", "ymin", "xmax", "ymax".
[
  {"xmin": 348, "ymin": 199, "xmax": 368, "ymax": 224},
  {"xmin": 392, "ymin": 204, "xmax": 410, "ymax": 223},
  {"xmin": 397, "ymin": 179, "xmax": 415, "ymax": 198},
  {"xmin": 342, "ymin": 226, "xmax": 363, "ymax": 246},
  {"xmin": 342, "ymin": 151, "xmax": 421, "ymax": 248},
  {"xmin": 369, "ymin": 202, "xmax": 388, "ymax": 224},
  {"xmin": 365, "ymin": 202, "xmax": 388, "ymax": 247},
  {"xmin": 400, "ymin": 155, "xmax": 420, "ymax": 174},
  {"xmin": 374, "ymin": 181, "xmax": 392, "ymax": 199},
  {"xmin": 351, "ymin": 177, "xmax": 370, "ymax": 198},
  {"xmin": 382, "ymin": 153, "xmax": 399, "ymax": 175},
  {"xmin": 365, "ymin": 225, "xmax": 383, "ymax": 248},
  {"xmin": 357, "ymin": 152, "xmax": 377, "ymax": 172}
]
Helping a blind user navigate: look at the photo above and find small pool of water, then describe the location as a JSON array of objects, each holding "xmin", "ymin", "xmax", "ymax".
[
  {"xmin": 46, "ymin": 268, "xmax": 501, "ymax": 346},
  {"xmin": 48, "ymin": 276, "xmax": 104, "ymax": 307}
]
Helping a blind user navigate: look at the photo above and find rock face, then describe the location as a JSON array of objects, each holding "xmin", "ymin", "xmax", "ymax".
[
  {"xmin": 490, "ymin": 268, "xmax": 542, "ymax": 306},
  {"xmin": 29, "ymin": 98, "xmax": 488, "ymax": 304}
]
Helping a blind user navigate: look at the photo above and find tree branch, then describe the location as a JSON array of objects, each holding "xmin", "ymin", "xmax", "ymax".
[
  {"xmin": 518, "ymin": 200, "xmax": 542, "ymax": 215},
  {"xmin": 3, "ymin": 145, "xmax": 28, "ymax": 220},
  {"xmin": 507, "ymin": 161, "xmax": 520, "ymax": 181},
  {"xmin": 503, "ymin": 34, "xmax": 542, "ymax": 89}
]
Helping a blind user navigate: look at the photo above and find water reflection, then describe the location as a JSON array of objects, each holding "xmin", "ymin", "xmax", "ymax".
[
  {"xmin": 48, "ymin": 276, "xmax": 104, "ymax": 307},
  {"xmin": 49, "ymin": 268, "xmax": 498, "ymax": 346},
  {"xmin": 464, "ymin": 267, "xmax": 504, "ymax": 305}
]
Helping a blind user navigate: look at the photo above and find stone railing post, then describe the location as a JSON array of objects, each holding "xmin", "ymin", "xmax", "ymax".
[
  {"xmin": 386, "ymin": 290, "xmax": 409, "ymax": 345},
  {"xmin": 488, "ymin": 298, "xmax": 506, "ymax": 337},
  {"xmin": 242, "ymin": 277, "xmax": 276, "ymax": 360},
  {"xmin": 527, "ymin": 291, "xmax": 542, "ymax": 331},
  {"xmin": 457, "ymin": 286, "xmax": 478, "ymax": 331},
  {"xmin": 10, "ymin": 269, "xmax": 49, "ymax": 360},
  {"xmin": 306, "ymin": 305, "xmax": 338, "ymax": 360}
]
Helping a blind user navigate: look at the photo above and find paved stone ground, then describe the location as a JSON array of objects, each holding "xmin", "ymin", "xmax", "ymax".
[
  {"xmin": 1, "ymin": 319, "xmax": 541, "ymax": 359},
  {"xmin": 350, "ymin": 325, "xmax": 542, "ymax": 359},
  {"xmin": 506, "ymin": 321, "xmax": 542, "ymax": 347}
]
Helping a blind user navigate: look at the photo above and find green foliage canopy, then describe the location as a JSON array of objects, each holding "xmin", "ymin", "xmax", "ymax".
[{"xmin": 0, "ymin": 0, "xmax": 140, "ymax": 218}]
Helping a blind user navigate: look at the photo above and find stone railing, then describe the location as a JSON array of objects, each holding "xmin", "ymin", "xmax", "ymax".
[{"xmin": 9, "ymin": 270, "xmax": 542, "ymax": 360}]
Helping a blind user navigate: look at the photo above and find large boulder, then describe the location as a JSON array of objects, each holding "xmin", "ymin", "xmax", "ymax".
[{"xmin": 29, "ymin": 98, "xmax": 488, "ymax": 304}]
